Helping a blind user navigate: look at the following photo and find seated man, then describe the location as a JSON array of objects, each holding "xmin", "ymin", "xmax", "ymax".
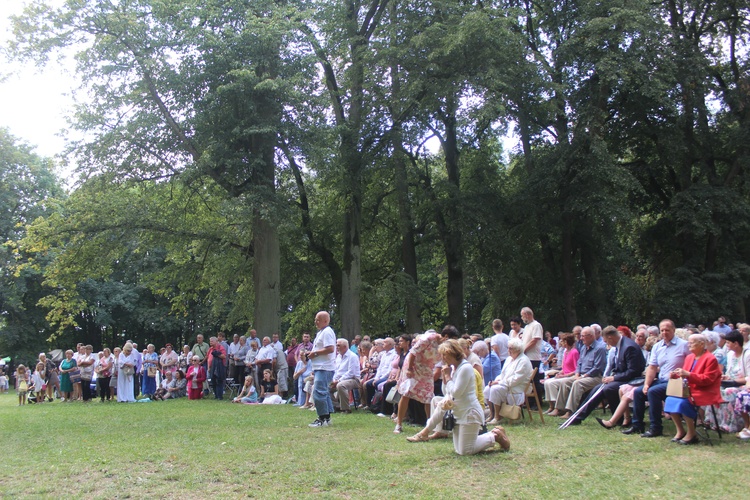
[
  {"xmin": 330, "ymin": 339, "xmax": 361, "ymax": 413},
  {"xmin": 623, "ymin": 319, "xmax": 689, "ymax": 437},
  {"xmin": 545, "ymin": 327, "xmax": 606, "ymax": 418},
  {"xmin": 570, "ymin": 326, "xmax": 645, "ymax": 426}
]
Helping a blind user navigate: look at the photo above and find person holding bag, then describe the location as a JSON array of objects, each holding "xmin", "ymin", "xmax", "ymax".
[
  {"xmin": 664, "ymin": 333, "xmax": 723, "ymax": 445},
  {"xmin": 437, "ymin": 339, "xmax": 510, "ymax": 455}
]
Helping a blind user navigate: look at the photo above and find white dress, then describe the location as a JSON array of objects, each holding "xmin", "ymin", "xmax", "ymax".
[{"xmin": 117, "ymin": 352, "xmax": 136, "ymax": 402}]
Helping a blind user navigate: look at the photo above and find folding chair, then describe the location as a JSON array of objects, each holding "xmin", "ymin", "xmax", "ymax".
[
  {"xmin": 225, "ymin": 377, "xmax": 239, "ymax": 399},
  {"xmin": 521, "ymin": 368, "xmax": 545, "ymax": 423},
  {"xmin": 695, "ymin": 403, "xmax": 725, "ymax": 446}
]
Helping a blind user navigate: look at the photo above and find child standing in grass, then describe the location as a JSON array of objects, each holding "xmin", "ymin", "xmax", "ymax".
[
  {"xmin": 31, "ymin": 363, "xmax": 46, "ymax": 403},
  {"xmin": 16, "ymin": 365, "xmax": 29, "ymax": 405}
]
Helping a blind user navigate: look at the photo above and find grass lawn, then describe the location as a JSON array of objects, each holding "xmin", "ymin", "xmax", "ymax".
[{"xmin": 1, "ymin": 392, "xmax": 747, "ymax": 498}]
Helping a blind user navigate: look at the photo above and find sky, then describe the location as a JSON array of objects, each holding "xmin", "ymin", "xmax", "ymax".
[
  {"xmin": 0, "ymin": 1, "xmax": 78, "ymax": 165},
  {"xmin": 0, "ymin": 1, "xmax": 518, "ymax": 183}
]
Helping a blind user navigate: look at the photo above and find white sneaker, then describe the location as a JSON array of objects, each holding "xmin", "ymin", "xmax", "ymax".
[
  {"xmin": 376, "ymin": 413, "xmax": 387, "ymax": 417},
  {"xmin": 309, "ymin": 418, "xmax": 330, "ymax": 428},
  {"xmin": 738, "ymin": 428, "xmax": 750, "ymax": 439}
]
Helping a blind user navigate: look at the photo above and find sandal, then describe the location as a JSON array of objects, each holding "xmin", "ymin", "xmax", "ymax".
[
  {"xmin": 492, "ymin": 426, "xmax": 511, "ymax": 451},
  {"xmin": 406, "ymin": 433, "xmax": 429, "ymax": 442},
  {"xmin": 393, "ymin": 425, "xmax": 402, "ymax": 434},
  {"xmin": 428, "ymin": 431, "xmax": 450, "ymax": 440}
]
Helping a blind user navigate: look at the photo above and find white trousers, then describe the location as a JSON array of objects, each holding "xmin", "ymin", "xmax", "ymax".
[{"xmin": 452, "ymin": 423, "xmax": 496, "ymax": 456}]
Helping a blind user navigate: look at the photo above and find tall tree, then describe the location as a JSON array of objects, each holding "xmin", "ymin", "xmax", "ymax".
[
  {"xmin": 0, "ymin": 128, "xmax": 63, "ymax": 361},
  {"xmin": 10, "ymin": 0, "xmax": 296, "ymax": 335}
]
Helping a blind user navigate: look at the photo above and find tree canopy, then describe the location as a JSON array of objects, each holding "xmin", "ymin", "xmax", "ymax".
[{"xmin": 3, "ymin": 0, "xmax": 750, "ymax": 358}]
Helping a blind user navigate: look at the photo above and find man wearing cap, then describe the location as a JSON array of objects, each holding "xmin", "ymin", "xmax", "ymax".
[{"xmin": 623, "ymin": 319, "xmax": 689, "ymax": 437}]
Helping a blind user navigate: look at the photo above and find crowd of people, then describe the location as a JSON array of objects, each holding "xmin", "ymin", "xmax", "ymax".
[{"xmin": 6, "ymin": 309, "xmax": 750, "ymax": 454}]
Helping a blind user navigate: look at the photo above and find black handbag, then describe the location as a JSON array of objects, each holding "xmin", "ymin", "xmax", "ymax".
[{"xmin": 442, "ymin": 409, "xmax": 456, "ymax": 431}]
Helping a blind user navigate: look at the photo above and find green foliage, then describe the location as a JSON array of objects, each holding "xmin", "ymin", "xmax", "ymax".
[
  {"xmin": 5, "ymin": 0, "xmax": 750, "ymax": 348},
  {"xmin": 0, "ymin": 128, "xmax": 64, "ymax": 361}
]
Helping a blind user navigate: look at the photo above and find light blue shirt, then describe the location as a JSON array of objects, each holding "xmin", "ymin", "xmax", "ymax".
[
  {"xmin": 577, "ymin": 342, "xmax": 607, "ymax": 378},
  {"xmin": 649, "ymin": 336, "xmax": 690, "ymax": 382}
]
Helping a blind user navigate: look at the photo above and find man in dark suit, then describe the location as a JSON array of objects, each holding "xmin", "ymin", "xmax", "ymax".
[{"xmin": 569, "ymin": 326, "xmax": 646, "ymax": 425}]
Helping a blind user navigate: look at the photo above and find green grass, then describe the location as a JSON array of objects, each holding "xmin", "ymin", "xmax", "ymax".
[{"xmin": 1, "ymin": 392, "xmax": 747, "ymax": 498}]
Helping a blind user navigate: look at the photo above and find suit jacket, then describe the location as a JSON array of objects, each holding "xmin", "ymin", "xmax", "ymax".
[{"xmin": 612, "ymin": 336, "xmax": 646, "ymax": 382}]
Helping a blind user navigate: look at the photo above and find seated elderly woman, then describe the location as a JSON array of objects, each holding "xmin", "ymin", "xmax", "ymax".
[
  {"xmin": 406, "ymin": 339, "xmax": 509, "ymax": 454},
  {"xmin": 485, "ymin": 338, "xmax": 533, "ymax": 425},
  {"xmin": 664, "ymin": 333, "xmax": 723, "ymax": 445}
]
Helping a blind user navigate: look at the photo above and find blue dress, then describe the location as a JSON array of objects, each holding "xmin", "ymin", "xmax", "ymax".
[{"xmin": 141, "ymin": 352, "xmax": 158, "ymax": 395}]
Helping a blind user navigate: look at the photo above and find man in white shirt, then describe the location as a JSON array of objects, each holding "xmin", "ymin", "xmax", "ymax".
[
  {"xmin": 308, "ymin": 311, "xmax": 337, "ymax": 427},
  {"xmin": 490, "ymin": 318, "xmax": 509, "ymax": 369},
  {"xmin": 254, "ymin": 337, "xmax": 276, "ymax": 375},
  {"xmin": 227, "ymin": 334, "xmax": 241, "ymax": 381},
  {"xmin": 271, "ymin": 333, "xmax": 283, "ymax": 351},
  {"xmin": 330, "ymin": 339, "xmax": 361, "ymax": 413},
  {"xmin": 521, "ymin": 307, "xmax": 544, "ymax": 408}
]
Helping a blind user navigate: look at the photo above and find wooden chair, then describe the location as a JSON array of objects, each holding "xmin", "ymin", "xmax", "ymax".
[{"xmin": 521, "ymin": 368, "xmax": 545, "ymax": 423}]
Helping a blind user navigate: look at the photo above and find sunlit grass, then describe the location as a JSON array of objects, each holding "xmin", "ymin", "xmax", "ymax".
[{"xmin": 1, "ymin": 392, "xmax": 746, "ymax": 498}]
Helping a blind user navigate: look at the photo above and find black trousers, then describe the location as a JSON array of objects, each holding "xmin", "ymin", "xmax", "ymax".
[
  {"xmin": 81, "ymin": 378, "xmax": 92, "ymax": 401},
  {"xmin": 98, "ymin": 377, "xmax": 111, "ymax": 400},
  {"xmin": 577, "ymin": 381, "xmax": 625, "ymax": 422}
]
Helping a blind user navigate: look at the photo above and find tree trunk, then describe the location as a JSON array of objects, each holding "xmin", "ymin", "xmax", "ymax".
[
  {"xmin": 440, "ymin": 96, "xmax": 464, "ymax": 330},
  {"xmin": 560, "ymin": 216, "xmax": 577, "ymax": 328},
  {"xmin": 340, "ymin": 160, "xmax": 362, "ymax": 341},
  {"xmin": 253, "ymin": 215, "xmax": 280, "ymax": 335},
  {"xmin": 394, "ymin": 143, "xmax": 423, "ymax": 334}
]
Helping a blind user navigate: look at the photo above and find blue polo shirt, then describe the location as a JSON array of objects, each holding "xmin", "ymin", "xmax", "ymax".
[{"xmin": 649, "ymin": 336, "xmax": 690, "ymax": 382}]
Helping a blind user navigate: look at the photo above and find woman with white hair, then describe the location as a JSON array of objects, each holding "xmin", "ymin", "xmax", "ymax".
[
  {"xmin": 117, "ymin": 343, "xmax": 137, "ymax": 403},
  {"xmin": 486, "ymin": 338, "xmax": 533, "ymax": 425},
  {"xmin": 664, "ymin": 333, "xmax": 722, "ymax": 444}
]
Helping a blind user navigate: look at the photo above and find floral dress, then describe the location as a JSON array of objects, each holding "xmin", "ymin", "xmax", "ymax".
[
  {"xmin": 397, "ymin": 331, "xmax": 441, "ymax": 404},
  {"xmin": 704, "ymin": 350, "xmax": 747, "ymax": 432}
]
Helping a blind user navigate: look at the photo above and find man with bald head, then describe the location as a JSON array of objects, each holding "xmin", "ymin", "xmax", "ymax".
[
  {"xmin": 308, "ymin": 311, "xmax": 337, "ymax": 427},
  {"xmin": 547, "ymin": 326, "xmax": 607, "ymax": 418},
  {"xmin": 623, "ymin": 319, "xmax": 689, "ymax": 437}
]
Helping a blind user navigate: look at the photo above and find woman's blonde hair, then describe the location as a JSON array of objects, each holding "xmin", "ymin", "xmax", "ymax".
[
  {"xmin": 438, "ymin": 339, "xmax": 465, "ymax": 364},
  {"xmin": 458, "ymin": 338, "xmax": 471, "ymax": 351},
  {"xmin": 123, "ymin": 343, "xmax": 133, "ymax": 354}
]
